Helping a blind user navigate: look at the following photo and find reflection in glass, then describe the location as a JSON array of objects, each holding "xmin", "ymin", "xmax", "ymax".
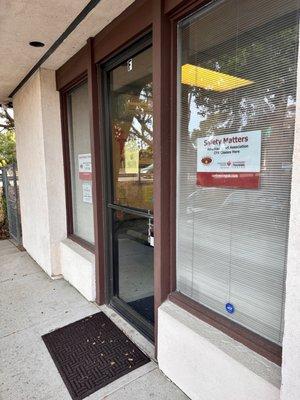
[
  {"xmin": 107, "ymin": 45, "xmax": 154, "ymax": 327},
  {"xmin": 68, "ymin": 82, "xmax": 94, "ymax": 244},
  {"xmin": 176, "ymin": 0, "xmax": 299, "ymax": 344},
  {"xmin": 114, "ymin": 211, "xmax": 154, "ymax": 324},
  {"xmin": 109, "ymin": 47, "xmax": 153, "ymax": 211}
]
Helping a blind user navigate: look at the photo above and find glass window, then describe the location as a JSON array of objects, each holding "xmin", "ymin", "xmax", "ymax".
[
  {"xmin": 176, "ymin": 0, "xmax": 299, "ymax": 344},
  {"xmin": 106, "ymin": 45, "xmax": 154, "ymax": 326},
  {"xmin": 67, "ymin": 82, "xmax": 94, "ymax": 244},
  {"xmin": 110, "ymin": 47, "xmax": 153, "ymax": 212}
]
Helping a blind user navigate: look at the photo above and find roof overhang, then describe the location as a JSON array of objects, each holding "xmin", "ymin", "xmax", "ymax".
[{"xmin": 0, "ymin": 0, "xmax": 135, "ymax": 102}]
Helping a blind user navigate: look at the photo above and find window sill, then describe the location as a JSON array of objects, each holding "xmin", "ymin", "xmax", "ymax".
[
  {"xmin": 168, "ymin": 291, "xmax": 282, "ymax": 366},
  {"xmin": 68, "ymin": 234, "xmax": 95, "ymax": 254},
  {"xmin": 62, "ymin": 237, "xmax": 95, "ymax": 265},
  {"xmin": 60, "ymin": 238, "xmax": 96, "ymax": 301}
]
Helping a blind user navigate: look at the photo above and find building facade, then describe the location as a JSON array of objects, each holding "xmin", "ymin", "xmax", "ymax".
[{"xmin": 9, "ymin": 0, "xmax": 300, "ymax": 399}]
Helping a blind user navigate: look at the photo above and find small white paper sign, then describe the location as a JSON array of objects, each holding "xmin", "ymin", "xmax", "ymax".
[
  {"xmin": 149, "ymin": 236, "xmax": 154, "ymax": 247},
  {"xmin": 78, "ymin": 153, "xmax": 92, "ymax": 180},
  {"xmin": 82, "ymin": 182, "xmax": 92, "ymax": 204}
]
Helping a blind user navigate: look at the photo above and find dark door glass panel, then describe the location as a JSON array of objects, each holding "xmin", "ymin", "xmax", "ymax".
[
  {"xmin": 109, "ymin": 47, "xmax": 153, "ymax": 212},
  {"xmin": 113, "ymin": 210, "xmax": 154, "ymax": 324},
  {"xmin": 105, "ymin": 43, "xmax": 154, "ymax": 332}
]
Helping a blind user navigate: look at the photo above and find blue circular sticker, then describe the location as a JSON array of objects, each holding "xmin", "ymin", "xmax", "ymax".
[{"xmin": 225, "ymin": 303, "xmax": 235, "ymax": 314}]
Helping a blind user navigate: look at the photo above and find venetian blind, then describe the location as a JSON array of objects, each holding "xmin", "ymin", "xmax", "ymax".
[{"xmin": 176, "ymin": 0, "xmax": 300, "ymax": 344}]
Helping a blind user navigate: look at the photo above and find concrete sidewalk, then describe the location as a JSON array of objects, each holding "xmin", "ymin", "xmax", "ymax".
[{"xmin": 0, "ymin": 240, "xmax": 189, "ymax": 400}]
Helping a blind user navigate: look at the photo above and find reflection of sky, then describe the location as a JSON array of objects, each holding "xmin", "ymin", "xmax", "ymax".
[
  {"xmin": 188, "ymin": 96, "xmax": 202, "ymax": 134},
  {"xmin": 127, "ymin": 87, "xmax": 295, "ymax": 148},
  {"xmin": 129, "ymin": 87, "xmax": 153, "ymax": 150},
  {"xmin": 131, "ymin": 116, "xmax": 152, "ymax": 149},
  {"xmin": 187, "ymin": 91, "xmax": 296, "ymax": 139},
  {"xmin": 188, "ymin": 94, "xmax": 206, "ymax": 136},
  {"xmin": 0, "ymin": 106, "xmax": 14, "ymax": 132}
]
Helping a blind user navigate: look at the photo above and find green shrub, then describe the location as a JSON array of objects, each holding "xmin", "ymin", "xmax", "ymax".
[{"xmin": 0, "ymin": 187, "xmax": 9, "ymax": 239}]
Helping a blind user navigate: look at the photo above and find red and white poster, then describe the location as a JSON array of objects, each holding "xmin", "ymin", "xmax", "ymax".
[
  {"xmin": 197, "ymin": 131, "xmax": 261, "ymax": 189},
  {"xmin": 78, "ymin": 153, "xmax": 92, "ymax": 180}
]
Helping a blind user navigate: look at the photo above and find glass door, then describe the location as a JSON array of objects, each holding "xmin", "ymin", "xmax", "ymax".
[{"xmin": 103, "ymin": 37, "xmax": 154, "ymax": 339}]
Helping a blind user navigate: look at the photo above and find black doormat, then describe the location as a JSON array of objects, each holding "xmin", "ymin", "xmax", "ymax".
[
  {"xmin": 128, "ymin": 296, "xmax": 154, "ymax": 324},
  {"xmin": 42, "ymin": 312, "xmax": 150, "ymax": 400}
]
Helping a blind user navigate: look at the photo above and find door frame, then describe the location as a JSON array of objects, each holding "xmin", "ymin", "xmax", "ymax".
[
  {"xmin": 58, "ymin": 0, "xmax": 282, "ymax": 364},
  {"xmin": 57, "ymin": 0, "xmax": 173, "ymax": 354},
  {"xmin": 99, "ymin": 32, "xmax": 154, "ymax": 340}
]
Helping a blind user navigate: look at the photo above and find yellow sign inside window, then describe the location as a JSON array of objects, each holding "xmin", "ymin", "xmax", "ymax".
[
  {"xmin": 125, "ymin": 143, "xmax": 139, "ymax": 174},
  {"xmin": 181, "ymin": 64, "xmax": 253, "ymax": 92}
]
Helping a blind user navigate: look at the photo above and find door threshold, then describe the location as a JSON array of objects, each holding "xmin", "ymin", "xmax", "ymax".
[
  {"xmin": 96, "ymin": 303, "xmax": 156, "ymax": 361},
  {"xmin": 110, "ymin": 296, "xmax": 154, "ymax": 342}
]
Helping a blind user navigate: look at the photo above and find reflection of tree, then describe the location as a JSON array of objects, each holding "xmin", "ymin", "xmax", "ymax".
[
  {"xmin": 187, "ymin": 23, "xmax": 297, "ymax": 143},
  {"xmin": 113, "ymin": 82, "xmax": 153, "ymax": 153},
  {"xmin": 128, "ymin": 83, "xmax": 153, "ymax": 150},
  {"xmin": 112, "ymin": 79, "xmax": 153, "ymax": 210}
]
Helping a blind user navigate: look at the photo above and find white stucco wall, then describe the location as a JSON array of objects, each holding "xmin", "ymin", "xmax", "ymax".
[
  {"xmin": 14, "ymin": 71, "xmax": 51, "ymax": 273},
  {"xmin": 14, "ymin": 68, "xmax": 66, "ymax": 276},
  {"xmin": 40, "ymin": 69, "xmax": 67, "ymax": 275},
  {"xmin": 158, "ymin": 301, "xmax": 280, "ymax": 400},
  {"xmin": 60, "ymin": 238, "xmax": 96, "ymax": 301}
]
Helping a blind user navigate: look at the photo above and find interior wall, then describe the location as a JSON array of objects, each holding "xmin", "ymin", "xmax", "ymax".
[{"xmin": 14, "ymin": 68, "xmax": 67, "ymax": 276}]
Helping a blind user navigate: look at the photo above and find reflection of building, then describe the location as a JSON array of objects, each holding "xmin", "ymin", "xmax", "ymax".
[{"xmin": 2, "ymin": 0, "xmax": 300, "ymax": 399}]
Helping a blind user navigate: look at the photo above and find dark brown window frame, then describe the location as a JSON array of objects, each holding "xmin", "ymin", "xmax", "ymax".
[
  {"xmin": 58, "ymin": 0, "xmax": 153, "ymax": 306},
  {"xmin": 56, "ymin": 0, "xmax": 283, "ymax": 365},
  {"xmin": 166, "ymin": 0, "xmax": 282, "ymax": 366},
  {"xmin": 60, "ymin": 72, "xmax": 96, "ymax": 254}
]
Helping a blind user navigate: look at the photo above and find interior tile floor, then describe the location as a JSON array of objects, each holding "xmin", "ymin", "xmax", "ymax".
[
  {"xmin": 0, "ymin": 240, "xmax": 189, "ymax": 400},
  {"xmin": 118, "ymin": 237, "xmax": 154, "ymax": 302}
]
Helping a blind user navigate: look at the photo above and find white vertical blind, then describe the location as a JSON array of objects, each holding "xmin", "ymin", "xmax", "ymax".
[{"xmin": 176, "ymin": 0, "xmax": 300, "ymax": 344}]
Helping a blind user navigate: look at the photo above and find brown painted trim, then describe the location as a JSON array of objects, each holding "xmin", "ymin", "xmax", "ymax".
[
  {"xmin": 164, "ymin": 0, "xmax": 187, "ymax": 14},
  {"xmin": 93, "ymin": 0, "xmax": 152, "ymax": 65},
  {"xmin": 169, "ymin": 18, "xmax": 178, "ymax": 293},
  {"xmin": 60, "ymin": 90, "xmax": 74, "ymax": 237},
  {"xmin": 56, "ymin": 0, "xmax": 152, "ymax": 91},
  {"xmin": 68, "ymin": 233, "xmax": 95, "ymax": 253},
  {"xmin": 164, "ymin": 0, "xmax": 209, "ymax": 17},
  {"xmin": 59, "ymin": 71, "xmax": 87, "ymax": 95},
  {"xmin": 87, "ymin": 38, "xmax": 106, "ymax": 305},
  {"xmin": 59, "ymin": 74, "xmax": 98, "ymax": 256},
  {"xmin": 57, "ymin": 45, "xmax": 88, "ymax": 91},
  {"xmin": 169, "ymin": 292, "xmax": 282, "ymax": 366},
  {"xmin": 152, "ymin": 0, "xmax": 172, "ymax": 350}
]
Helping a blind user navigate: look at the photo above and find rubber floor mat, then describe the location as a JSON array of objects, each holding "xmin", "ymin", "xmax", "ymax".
[
  {"xmin": 42, "ymin": 312, "xmax": 150, "ymax": 400},
  {"xmin": 128, "ymin": 296, "xmax": 154, "ymax": 324}
]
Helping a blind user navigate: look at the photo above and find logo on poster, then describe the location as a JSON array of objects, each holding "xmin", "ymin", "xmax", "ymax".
[{"xmin": 201, "ymin": 156, "xmax": 213, "ymax": 166}]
